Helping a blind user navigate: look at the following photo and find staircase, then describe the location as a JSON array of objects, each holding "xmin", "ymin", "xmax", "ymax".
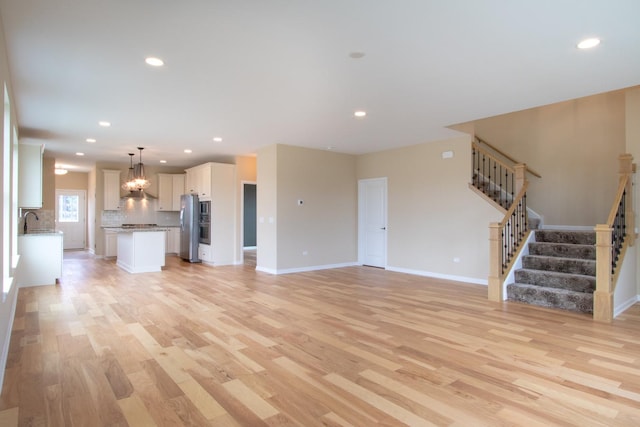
[{"xmin": 507, "ymin": 230, "xmax": 596, "ymax": 314}]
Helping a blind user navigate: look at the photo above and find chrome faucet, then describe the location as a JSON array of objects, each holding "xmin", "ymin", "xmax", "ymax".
[{"xmin": 23, "ymin": 211, "xmax": 39, "ymax": 234}]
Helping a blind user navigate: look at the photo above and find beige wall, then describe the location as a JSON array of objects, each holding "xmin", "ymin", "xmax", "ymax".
[
  {"xmin": 453, "ymin": 90, "xmax": 626, "ymax": 226},
  {"xmin": 88, "ymin": 167, "xmax": 96, "ymax": 254},
  {"xmin": 625, "ymin": 87, "xmax": 640, "ymax": 298},
  {"xmin": 42, "ymin": 157, "xmax": 56, "ymax": 210},
  {"xmin": 358, "ymin": 135, "xmax": 503, "ymax": 281},
  {"xmin": 257, "ymin": 145, "xmax": 278, "ymax": 270},
  {"xmin": 277, "ymin": 145, "xmax": 357, "ymax": 270},
  {"xmin": 56, "ymin": 171, "xmax": 88, "ymax": 190},
  {"xmin": 256, "ymin": 144, "xmax": 357, "ymax": 272}
]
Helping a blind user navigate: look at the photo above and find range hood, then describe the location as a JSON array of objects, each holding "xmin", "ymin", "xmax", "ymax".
[{"xmin": 122, "ymin": 190, "xmax": 156, "ymax": 200}]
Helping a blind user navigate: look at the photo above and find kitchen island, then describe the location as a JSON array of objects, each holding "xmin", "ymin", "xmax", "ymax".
[{"xmin": 106, "ymin": 227, "xmax": 168, "ymax": 274}]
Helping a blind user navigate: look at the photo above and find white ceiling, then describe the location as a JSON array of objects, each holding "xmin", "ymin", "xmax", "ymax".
[{"xmin": 1, "ymin": 1, "xmax": 639, "ymax": 172}]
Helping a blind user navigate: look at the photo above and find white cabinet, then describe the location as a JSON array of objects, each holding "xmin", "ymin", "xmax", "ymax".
[
  {"xmin": 116, "ymin": 231, "xmax": 166, "ymax": 274},
  {"xmin": 198, "ymin": 243, "xmax": 211, "ymax": 262},
  {"xmin": 18, "ymin": 143, "xmax": 44, "ymax": 208},
  {"xmin": 185, "ymin": 164, "xmax": 211, "ymax": 200},
  {"xmin": 165, "ymin": 228, "xmax": 180, "ymax": 254},
  {"xmin": 157, "ymin": 174, "xmax": 185, "ymax": 211},
  {"xmin": 105, "ymin": 231, "xmax": 118, "ymax": 257},
  {"xmin": 103, "ymin": 170, "xmax": 121, "ymax": 210},
  {"xmin": 18, "ymin": 232, "xmax": 63, "ymax": 286},
  {"xmin": 186, "ymin": 162, "xmax": 236, "ymax": 265}
]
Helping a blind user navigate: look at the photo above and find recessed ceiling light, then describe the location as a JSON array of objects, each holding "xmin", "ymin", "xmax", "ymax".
[
  {"xmin": 54, "ymin": 168, "xmax": 68, "ymax": 175},
  {"xmin": 213, "ymin": 137, "xmax": 223, "ymax": 142},
  {"xmin": 184, "ymin": 149, "xmax": 192, "ymax": 153},
  {"xmin": 98, "ymin": 121, "xmax": 111, "ymax": 127},
  {"xmin": 86, "ymin": 138, "xmax": 96, "ymax": 143},
  {"xmin": 76, "ymin": 152, "xmax": 85, "ymax": 156},
  {"xmin": 349, "ymin": 52, "xmax": 366, "ymax": 59},
  {"xmin": 354, "ymin": 111, "xmax": 367, "ymax": 118},
  {"xmin": 145, "ymin": 57, "xmax": 164, "ymax": 67},
  {"xmin": 159, "ymin": 160, "xmax": 167, "ymax": 164},
  {"xmin": 577, "ymin": 38, "xmax": 601, "ymax": 49}
]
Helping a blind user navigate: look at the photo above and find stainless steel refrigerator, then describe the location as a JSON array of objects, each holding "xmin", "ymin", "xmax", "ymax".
[{"xmin": 180, "ymin": 194, "xmax": 200, "ymax": 262}]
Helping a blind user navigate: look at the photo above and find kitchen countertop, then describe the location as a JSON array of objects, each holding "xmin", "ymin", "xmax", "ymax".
[
  {"xmin": 102, "ymin": 226, "xmax": 177, "ymax": 233},
  {"xmin": 20, "ymin": 230, "xmax": 64, "ymax": 236}
]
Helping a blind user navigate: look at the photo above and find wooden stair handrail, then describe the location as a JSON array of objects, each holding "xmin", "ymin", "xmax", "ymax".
[
  {"xmin": 606, "ymin": 174, "xmax": 630, "ymax": 226},
  {"xmin": 472, "ymin": 142, "xmax": 516, "ymax": 174},
  {"xmin": 498, "ymin": 182, "xmax": 529, "ymax": 228},
  {"xmin": 475, "ymin": 136, "xmax": 542, "ymax": 178}
]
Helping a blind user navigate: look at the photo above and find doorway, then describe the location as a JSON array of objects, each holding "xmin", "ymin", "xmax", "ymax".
[
  {"xmin": 55, "ymin": 189, "xmax": 86, "ymax": 250},
  {"xmin": 358, "ymin": 178, "xmax": 387, "ymax": 268},
  {"xmin": 242, "ymin": 182, "xmax": 257, "ymax": 266}
]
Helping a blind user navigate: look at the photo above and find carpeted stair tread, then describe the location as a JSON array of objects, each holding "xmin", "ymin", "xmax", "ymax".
[
  {"xmin": 535, "ymin": 230, "xmax": 596, "ymax": 245},
  {"xmin": 528, "ymin": 242, "xmax": 595, "ymax": 260},
  {"xmin": 522, "ymin": 255, "xmax": 596, "ymax": 276},
  {"xmin": 514, "ymin": 269, "xmax": 595, "ymax": 293},
  {"xmin": 507, "ymin": 229, "xmax": 597, "ymax": 315},
  {"xmin": 507, "ymin": 283, "xmax": 594, "ymax": 314}
]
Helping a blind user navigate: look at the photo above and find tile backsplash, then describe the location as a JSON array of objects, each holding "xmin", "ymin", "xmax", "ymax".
[
  {"xmin": 21, "ymin": 209, "xmax": 54, "ymax": 234},
  {"xmin": 101, "ymin": 198, "xmax": 180, "ymax": 226}
]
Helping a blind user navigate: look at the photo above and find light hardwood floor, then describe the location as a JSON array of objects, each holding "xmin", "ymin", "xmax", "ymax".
[{"xmin": 1, "ymin": 251, "xmax": 640, "ymax": 426}]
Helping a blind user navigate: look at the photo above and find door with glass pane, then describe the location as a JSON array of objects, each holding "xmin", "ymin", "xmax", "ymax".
[{"xmin": 55, "ymin": 189, "xmax": 86, "ymax": 249}]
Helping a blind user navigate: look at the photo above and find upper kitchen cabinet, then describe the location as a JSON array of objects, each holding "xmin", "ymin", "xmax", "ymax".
[
  {"xmin": 103, "ymin": 170, "xmax": 121, "ymax": 210},
  {"xmin": 156, "ymin": 173, "xmax": 185, "ymax": 211},
  {"xmin": 185, "ymin": 163, "xmax": 212, "ymax": 200},
  {"xmin": 18, "ymin": 143, "xmax": 44, "ymax": 208}
]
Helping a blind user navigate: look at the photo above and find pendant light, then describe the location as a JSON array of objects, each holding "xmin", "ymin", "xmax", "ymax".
[
  {"xmin": 122, "ymin": 153, "xmax": 137, "ymax": 191},
  {"xmin": 133, "ymin": 147, "xmax": 150, "ymax": 190}
]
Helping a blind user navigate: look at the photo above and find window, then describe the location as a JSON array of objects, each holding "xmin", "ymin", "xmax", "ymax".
[{"xmin": 58, "ymin": 194, "xmax": 79, "ymax": 222}]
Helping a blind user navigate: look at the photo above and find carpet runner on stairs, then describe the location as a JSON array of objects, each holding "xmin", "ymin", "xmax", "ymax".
[{"xmin": 507, "ymin": 230, "xmax": 596, "ymax": 314}]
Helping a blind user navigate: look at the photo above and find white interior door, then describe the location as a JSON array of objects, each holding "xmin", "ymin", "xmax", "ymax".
[
  {"xmin": 56, "ymin": 189, "xmax": 86, "ymax": 250},
  {"xmin": 359, "ymin": 178, "xmax": 387, "ymax": 268}
]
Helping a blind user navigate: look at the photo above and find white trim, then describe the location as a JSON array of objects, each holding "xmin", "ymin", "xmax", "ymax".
[
  {"xmin": 386, "ymin": 266, "xmax": 487, "ymax": 285},
  {"xmin": 256, "ymin": 262, "xmax": 359, "ymax": 275},
  {"xmin": 243, "ymin": 246, "xmax": 257, "ymax": 250},
  {"xmin": 0, "ymin": 283, "xmax": 18, "ymax": 390},
  {"xmin": 540, "ymin": 224, "xmax": 594, "ymax": 231},
  {"xmin": 614, "ymin": 295, "xmax": 639, "ymax": 317}
]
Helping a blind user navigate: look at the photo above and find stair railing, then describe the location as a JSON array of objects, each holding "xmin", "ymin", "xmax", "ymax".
[
  {"xmin": 594, "ymin": 154, "xmax": 635, "ymax": 322},
  {"xmin": 488, "ymin": 182, "xmax": 530, "ymax": 301},
  {"xmin": 472, "ymin": 142, "xmax": 516, "ymax": 210},
  {"xmin": 474, "ymin": 136, "xmax": 542, "ymax": 178}
]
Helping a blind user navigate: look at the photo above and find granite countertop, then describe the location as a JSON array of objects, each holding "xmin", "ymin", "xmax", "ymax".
[
  {"xmin": 20, "ymin": 229, "xmax": 64, "ymax": 236},
  {"xmin": 102, "ymin": 225, "xmax": 178, "ymax": 233}
]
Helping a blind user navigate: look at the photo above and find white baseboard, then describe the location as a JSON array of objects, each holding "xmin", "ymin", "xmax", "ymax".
[
  {"xmin": 386, "ymin": 266, "xmax": 487, "ymax": 286},
  {"xmin": 256, "ymin": 262, "xmax": 359, "ymax": 275},
  {"xmin": 614, "ymin": 295, "xmax": 639, "ymax": 317}
]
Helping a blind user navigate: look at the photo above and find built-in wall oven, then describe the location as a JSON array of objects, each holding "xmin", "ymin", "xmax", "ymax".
[{"xmin": 199, "ymin": 201, "xmax": 211, "ymax": 244}]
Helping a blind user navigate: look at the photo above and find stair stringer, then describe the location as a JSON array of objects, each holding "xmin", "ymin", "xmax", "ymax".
[{"xmin": 500, "ymin": 231, "xmax": 536, "ymax": 301}]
